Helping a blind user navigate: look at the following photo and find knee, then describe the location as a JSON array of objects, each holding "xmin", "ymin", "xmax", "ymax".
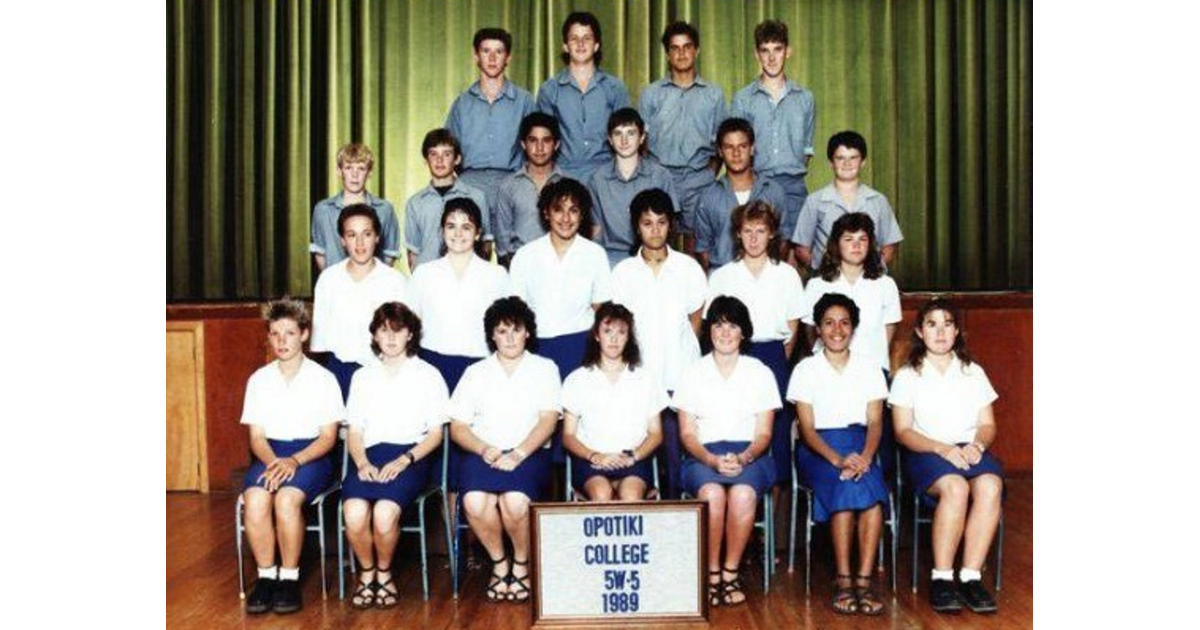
[
  {"xmin": 587, "ymin": 483, "xmax": 614, "ymax": 502},
  {"xmin": 936, "ymin": 476, "xmax": 970, "ymax": 507},
  {"xmin": 273, "ymin": 490, "xmax": 305, "ymax": 517},
  {"xmin": 243, "ymin": 490, "xmax": 272, "ymax": 520},
  {"xmin": 728, "ymin": 486, "xmax": 758, "ymax": 516},
  {"xmin": 462, "ymin": 492, "xmax": 493, "ymax": 519},
  {"xmin": 499, "ymin": 493, "xmax": 531, "ymax": 520},
  {"xmin": 971, "ymin": 475, "xmax": 1003, "ymax": 507},
  {"xmin": 373, "ymin": 502, "xmax": 401, "ymax": 534},
  {"xmin": 343, "ymin": 500, "xmax": 369, "ymax": 531},
  {"xmin": 698, "ymin": 485, "xmax": 727, "ymax": 511},
  {"xmin": 617, "ymin": 481, "xmax": 646, "ymax": 502}
]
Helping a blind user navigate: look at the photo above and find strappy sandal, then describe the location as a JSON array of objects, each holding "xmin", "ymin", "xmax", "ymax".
[
  {"xmin": 485, "ymin": 555, "xmax": 509, "ymax": 603},
  {"xmin": 375, "ymin": 567, "xmax": 399, "ymax": 609},
  {"xmin": 719, "ymin": 566, "xmax": 747, "ymax": 606},
  {"xmin": 854, "ymin": 574, "xmax": 884, "ymax": 616},
  {"xmin": 707, "ymin": 569, "xmax": 724, "ymax": 607},
  {"xmin": 508, "ymin": 557, "xmax": 531, "ymax": 603},
  {"xmin": 350, "ymin": 565, "xmax": 377, "ymax": 610},
  {"xmin": 832, "ymin": 574, "xmax": 858, "ymax": 614}
]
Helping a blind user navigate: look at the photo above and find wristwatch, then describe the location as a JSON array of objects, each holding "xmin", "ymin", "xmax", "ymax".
[{"xmin": 622, "ymin": 449, "xmax": 636, "ymax": 462}]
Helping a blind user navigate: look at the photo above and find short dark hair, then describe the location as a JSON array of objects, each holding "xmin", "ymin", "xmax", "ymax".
[
  {"xmin": 369, "ymin": 301, "xmax": 422, "ymax": 357},
  {"xmin": 263, "ymin": 297, "xmax": 311, "ymax": 332},
  {"xmin": 754, "ymin": 19, "xmax": 789, "ymax": 48},
  {"xmin": 421, "ymin": 128, "xmax": 460, "ymax": 159},
  {"xmin": 439, "ymin": 197, "xmax": 489, "ymax": 259},
  {"xmin": 731, "ymin": 200, "xmax": 782, "ymax": 263},
  {"xmin": 520, "ymin": 111, "xmax": 560, "ymax": 142},
  {"xmin": 812, "ymin": 292, "xmax": 861, "ymax": 330},
  {"xmin": 629, "ymin": 188, "xmax": 676, "ymax": 251},
  {"xmin": 702, "ymin": 295, "xmax": 754, "ymax": 354},
  {"xmin": 581, "ymin": 302, "xmax": 642, "ymax": 369},
  {"xmin": 606, "ymin": 107, "xmax": 645, "ymax": 136},
  {"xmin": 906, "ymin": 297, "xmax": 976, "ymax": 372},
  {"xmin": 817, "ymin": 212, "xmax": 884, "ymax": 281},
  {"xmin": 717, "ymin": 117, "xmax": 755, "ymax": 147},
  {"xmin": 537, "ymin": 177, "xmax": 595, "ymax": 236},
  {"xmin": 826, "ymin": 130, "xmax": 868, "ymax": 161},
  {"xmin": 483, "ymin": 296, "xmax": 539, "ymax": 353},
  {"xmin": 661, "ymin": 21, "xmax": 699, "ymax": 50},
  {"xmin": 473, "ymin": 27, "xmax": 512, "ymax": 53},
  {"xmin": 337, "ymin": 203, "xmax": 382, "ymax": 242},
  {"xmin": 561, "ymin": 12, "xmax": 603, "ymax": 65}
]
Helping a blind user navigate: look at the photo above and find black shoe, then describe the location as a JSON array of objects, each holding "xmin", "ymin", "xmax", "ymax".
[
  {"xmin": 930, "ymin": 578, "xmax": 963, "ymax": 613},
  {"xmin": 245, "ymin": 578, "xmax": 276, "ymax": 614},
  {"xmin": 958, "ymin": 579, "xmax": 998, "ymax": 613},
  {"xmin": 272, "ymin": 579, "xmax": 303, "ymax": 614}
]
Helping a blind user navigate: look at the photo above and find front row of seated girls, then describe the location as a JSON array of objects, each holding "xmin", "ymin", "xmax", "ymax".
[{"xmin": 238, "ymin": 293, "xmax": 1003, "ymax": 615}]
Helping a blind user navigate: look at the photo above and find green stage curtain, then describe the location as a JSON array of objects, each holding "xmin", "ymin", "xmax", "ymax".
[{"xmin": 167, "ymin": 0, "xmax": 1032, "ymax": 300}]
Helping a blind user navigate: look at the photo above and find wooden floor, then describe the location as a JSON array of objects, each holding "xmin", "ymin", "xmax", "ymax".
[{"xmin": 166, "ymin": 476, "xmax": 1032, "ymax": 629}]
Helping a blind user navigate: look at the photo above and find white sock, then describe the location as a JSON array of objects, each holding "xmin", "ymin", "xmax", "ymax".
[
  {"xmin": 257, "ymin": 566, "xmax": 277, "ymax": 579},
  {"xmin": 959, "ymin": 568, "xmax": 982, "ymax": 582},
  {"xmin": 279, "ymin": 567, "xmax": 300, "ymax": 581},
  {"xmin": 931, "ymin": 568, "xmax": 954, "ymax": 581}
]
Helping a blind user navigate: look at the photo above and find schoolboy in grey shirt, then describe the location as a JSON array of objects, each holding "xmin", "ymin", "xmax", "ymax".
[
  {"xmin": 311, "ymin": 143, "xmax": 400, "ymax": 270},
  {"xmin": 493, "ymin": 112, "xmax": 565, "ymax": 265},
  {"xmin": 404, "ymin": 129, "xmax": 489, "ymax": 270}
]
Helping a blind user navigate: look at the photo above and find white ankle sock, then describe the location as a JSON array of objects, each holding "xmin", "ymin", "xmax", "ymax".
[
  {"xmin": 931, "ymin": 568, "xmax": 954, "ymax": 581},
  {"xmin": 257, "ymin": 566, "xmax": 277, "ymax": 579},
  {"xmin": 279, "ymin": 567, "xmax": 300, "ymax": 581},
  {"xmin": 959, "ymin": 568, "xmax": 982, "ymax": 582}
]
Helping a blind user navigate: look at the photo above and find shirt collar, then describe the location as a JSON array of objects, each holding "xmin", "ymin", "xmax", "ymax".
[
  {"xmin": 752, "ymin": 77, "xmax": 801, "ymax": 97},
  {"xmin": 659, "ymin": 74, "xmax": 710, "ymax": 89},
  {"xmin": 467, "ymin": 78, "xmax": 517, "ymax": 101}
]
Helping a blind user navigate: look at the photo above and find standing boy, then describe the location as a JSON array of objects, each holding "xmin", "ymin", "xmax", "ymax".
[
  {"xmin": 638, "ymin": 21, "xmax": 725, "ymax": 249},
  {"xmin": 404, "ymin": 129, "xmax": 490, "ymax": 270},
  {"xmin": 445, "ymin": 27, "xmax": 536, "ymax": 230},
  {"xmin": 493, "ymin": 112, "xmax": 565, "ymax": 266},
  {"xmin": 791, "ymin": 130, "xmax": 903, "ymax": 270},
  {"xmin": 537, "ymin": 11, "xmax": 631, "ymax": 182},
  {"xmin": 731, "ymin": 20, "xmax": 816, "ymax": 258},
  {"xmin": 310, "ymin": 143, "xmax": 401, "ymax": 271}
]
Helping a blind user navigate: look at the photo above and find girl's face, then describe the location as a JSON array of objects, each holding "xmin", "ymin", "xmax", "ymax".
[
  {"xmin": 637, "ymin": 210, "xmax": 670, "ymax": 251},
  {"xmin": 739, "ymin": 219, "xmax": 773, "ymax": 259},
  {"xmin": 341, "ymin": 215, "xmax": 380, "ymax": 266},
  {"xmin": 818, "ymin": 305, "xmax": 854, "ymax": 353},
  {"xmin": 268, "ymin": 318, "xmax": 308, "ymax": 363},
  {"xmin": 373, "ymin": 323, "xmax": 412, "ymax": 360},
  {"xmin": 492, "ymin": 321, "xmax": 529, "ymax": 361},
  {"xmin": 595, "ymin": 318, "xmax": 630, "ymax": 363},
  {"xmin": 837, "ymin": 230, "xmax": 870, "ymax": 267},
  {"xmin": 609, "ymin": 123, "xmax": 645, "ymax": 159},
  {"xmin": 917, "ymin": 309, "xmax": 959, "ymax": 357},
  {"xmin": 442, "ymin": 210, "xmax": 480, "ymax": 255},
  {"xmin": 710, "ymin": 320, "xmax": 743, "ymax": 357},
  {"xmin": 546, "ymin": 197, "xmax": 583, "ymax": 242}
]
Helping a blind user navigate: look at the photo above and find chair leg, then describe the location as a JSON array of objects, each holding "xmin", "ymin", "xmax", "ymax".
[
  {"xmin": 236, "ymin": 498, "xmax": 245, "ymax": 599},
  {"xmin": 804, "ymin": 492, "xmax": 812, "ymax": 593},
  {"xmin": 418, "ymin": 500, "xmax": 430, "ymax": 601},
  {"xmin": 995, "ymin": 511, "xmax": 1005, "ymax": 592},
  {"xmin": 337, "ymin": 501, "xmax": 345, "ymax": 600},
  {"xmin": 889, "ymin": 497, "xmax": 899, "ymax": 592},
  {"xmin": 318, "ymin": 502, "xmax": 328, "ymax": 600},
  {"xmin": 761, "ymin": 494, "xmax": 772, "ymax": 592},
  {"xmin": 788, "ymin": 484, "xmax": 798, "ymax": 574},
  {"xmin": 440, "ymin": 492, "xmax": 455, "ymax": 598}
]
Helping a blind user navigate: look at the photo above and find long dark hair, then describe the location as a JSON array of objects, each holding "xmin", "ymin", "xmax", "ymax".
[
  {"xmin": 905, "ymin": 297, "xmax": 975, "ymax": 372},
  {"xmin": 439, "ymin": 197, "xmax": 489, "ymax": 259},
  {"xmin": 817, "ymin": 212, "xmax": 884, "ymax": 281}
]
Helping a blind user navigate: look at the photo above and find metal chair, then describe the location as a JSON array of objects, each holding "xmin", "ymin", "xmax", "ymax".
[
  {"xmin": 337, "ymin": 424, "xmax": 455, "ymax": 601},
  {"xmin": 787, "ymin": 437, "xmax": 899, "ymax": 592},
  {"xmin": 680, "ymin": 487, "xmax": 774, "ymax": 593},
  {"xmin": 909, "ymin": 462, "xmax": 1004, "ymax": 593},
  {"xmin": 235, "ymin": 437, "xmax": 343, "ymax": 601}
]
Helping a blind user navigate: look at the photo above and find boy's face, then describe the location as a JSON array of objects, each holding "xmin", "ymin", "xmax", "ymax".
[
  {"xmin": 754, "ymin": 41, "xmax": 790, "ymax": 79},
  {"xmin": 718, "ymin": 130, "xmax": 754, "ymax": 175},
  {"xmin": 426, "ymin": 145, "xmax": 461, "ymax": 180},
  {"xmin": 339, "ymin": 160, "xmax": 370, "ymax": 195},
  {"xmin": 608, "ymin": 123, "xmax": 645, "ymax": 159},
  {"xmin": 522, "ymin": 126, "xmax": 559, "ymax": 167},
  {"xmin": 563, "ymin": 23, "xmax": 599, "ymax": 65},
  {"xmin": 666, "ymin": 34, "xmax": 697, "ymax": 75},
  {"xmin": 340, "ymin": 215, "xmax": 380, "ymax": 266},
  {"xmin": 830, "ymin": 146, "xmax": 864, "ymax": 183},
  {"xmin": 474, "ymin": 39, "xmax": 511, "ymax": 80}
]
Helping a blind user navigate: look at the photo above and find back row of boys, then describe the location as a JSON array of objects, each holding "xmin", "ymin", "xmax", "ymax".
[{"xmin": 310, "ymin": 13, "xmax": 902, "ymax": 276}]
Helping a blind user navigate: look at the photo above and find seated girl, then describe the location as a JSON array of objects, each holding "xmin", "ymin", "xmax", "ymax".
[
  {"xmin": 787, "ymin": 292, "xmax": 890, "ymax": 615},
  {"xmin": 889, "ymin": 297, "xmax": 1003, "ymax": 614},
  {"xmin": 342, "ymin": 302, "xmax": 449, "ymax": 609},
  {"xmin": 672, "ymin": 295, "xmax": 780, "ymax": 607},
  {"xmin": 240, "ymin": 298, "xmax": 342, "ymax": 615},
  {"xmin": 562, "ymin": 302, "xmax": 666, "ymax": 501}
]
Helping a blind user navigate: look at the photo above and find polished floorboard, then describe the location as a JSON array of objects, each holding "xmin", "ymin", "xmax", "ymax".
[{"xmin": 166, "ymin": 476, "xmax": 1032, "ymax": 629}]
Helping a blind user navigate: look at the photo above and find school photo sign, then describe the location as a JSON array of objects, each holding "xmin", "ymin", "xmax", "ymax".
[{"xmin": 530, "ymin": 501, "xmax": 708, "ymax": 625}]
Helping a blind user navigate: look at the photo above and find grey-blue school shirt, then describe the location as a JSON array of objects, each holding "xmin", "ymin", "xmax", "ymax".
[
  {"xmin": 638, "ymin": 75, "xmax": 726, "ymax": 171},
  {"xmin": 587, "ymin": 158, "xmax": 679, "ymax": 264},
  {"xmin": 694, "ymin": 174, "xmax": 790, "ymax": 269},
  {"xmin": 730, "ymin": 79, "xmax": 816, "ymax": 177},
  {"xmin": 791, "ymin": 182, "xmax": 903, "ymax": 269},
  {"xmin": 446, "ymin": 79, "xmax": 537, "ymax": 172},
  {"xmin": 536, "ymin": 68, "xmax": 631, "ymax": 180},
  {"xmin": 310, "ymin": 191, "xmax": 401, "ymax": 267},
  {"xmin": 493, "ymin": 166, "xmax": 565, "ymax": 257},
  {"xmin": 403, "ymin": 180, "xmax": 490, "ymax": 266}
]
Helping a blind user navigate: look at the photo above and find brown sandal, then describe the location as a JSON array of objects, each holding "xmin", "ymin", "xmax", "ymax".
[
  {"xmin": 832, "ymin": 574, "xmax": 858, "ymax": 614},
  {"xmin": 854, "ymin": 574, "xmax": 884, "ymax": 616}
]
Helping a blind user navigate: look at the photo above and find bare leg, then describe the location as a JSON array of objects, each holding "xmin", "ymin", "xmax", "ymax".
[
  {"xmin": 243, "ymin": 488, "xmax": 277, "ymax": 569},
  {"xmin": 830, "ymin": 510, "xmax": 857, "ymax": 614},
  {"xmin": 342, "ymin": 499, "xmax": 376, "ymax": 570},
  {"xmin": 462, "ymin": 491, "xmax": 508, "ymax": 600},
  {"xmin": 854, "ymin": 505, "xmax": 885, "ymax": 615},
  {"xmin": 961, "ymin": 475, "xmax": 1003, "ymax": 571},
  {"xmin": 500, "ymin": 492, "xmax": 534, "ymax": 602},
  {"xmin": 697, "ymin": 484, "xmax": 728, "ymax": 571},
  {"xmin": 928, "ymin": 476, "xmax": 970, "ymax": 571},
  {"xmin": 373, "ymin": 500, "xmax": 402, "ymax": 606},
  {"xmin": 720, "ymin": 484, "xmax": 759, "ymax": 605},
  {"xmin": 273, "ymin": 488, "xmax": 307, "ymax": 569},
  {"xmin": 583, "ymin": 477, "xmax": 614, "ymax": 502},
  {"xmin": 616, "ymin": 477, "xmax": 648, "ymax": 501}
]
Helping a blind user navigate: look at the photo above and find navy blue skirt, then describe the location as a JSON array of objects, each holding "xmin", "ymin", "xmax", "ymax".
[
  {"xmin": 419, "ymin": 348, "xmax": 482, "ymax": 491},
  {"xmin": 537, "ymin": 330, "xmax": 588, "ymax": 464},
  {"xmin": 570, "ymin": 455, "xmax": 655, "ymax": 491},
  {"xmin": 243, "ymin": 438, "xmax": 334, "ymax": 498},
  {"xmin": 324, "ymin": 355, "xmax": 363, "ymax": 403},
  {"xmin": 749, "ymin": 340, "xmax": 793, "ymax": 485},
  {"xmin": 796, "ymin": 426, "xmax": 891, "ymax": 523},
  {"xmin": 459, "ymin": 447, "xmax": 552, "ymax": 500},
  {"xmin": 907, "ymin": 446, "xmax": 1005, "ymax": 507},
  {"xmin": 682, "ymin": 441, "xmax": 778, "ymax": 496},
  {"xmin": 341, "ymin": 442, "xmax": 435, "ymax": 509}
]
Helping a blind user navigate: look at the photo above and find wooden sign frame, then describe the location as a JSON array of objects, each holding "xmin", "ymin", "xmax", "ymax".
[{"xmin": 529, "ymin": 500, "xmax": 709, "ymax": 626}]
